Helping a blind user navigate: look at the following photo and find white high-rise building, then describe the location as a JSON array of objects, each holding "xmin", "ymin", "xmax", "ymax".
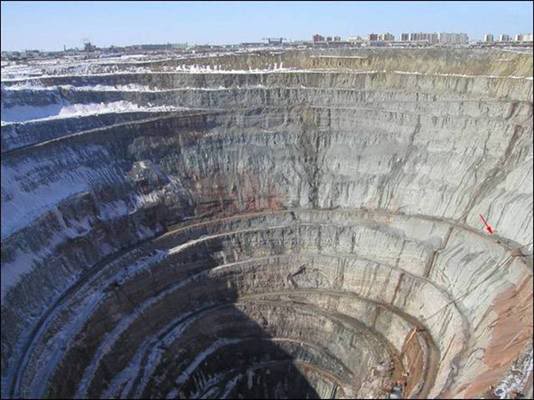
[
  {"xmin": 483, "ymin": 34, "xmax": 494, "ymax": 43},
  {"xmin": 512, "ymin": 33, "xmax": 532, "ymax": 42},
  {"xmin": 498, "ymin": 34, "xmax": 511, "ymax": 42},
  {"xmin": 406, "ymin": 32, "xmax": 438, "ymax": 43},
  {"xmin": 439, "ymin": 32, "xmax": 469, "ymax": 45}
]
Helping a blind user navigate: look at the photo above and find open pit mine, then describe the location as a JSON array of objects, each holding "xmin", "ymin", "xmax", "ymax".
[{"xmin": 1, "ymin": 48, "xmax": 533, "ymax": 399}]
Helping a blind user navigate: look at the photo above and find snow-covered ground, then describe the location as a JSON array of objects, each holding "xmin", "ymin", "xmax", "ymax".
[{"xmin": 1, "ymin": 100, "xmax": 186, "ymax": 124}]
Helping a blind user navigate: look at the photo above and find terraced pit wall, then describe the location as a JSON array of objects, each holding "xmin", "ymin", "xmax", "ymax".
[{"xmin": 1, "ymin": 48, "xmax": 532, "ymax": 399}]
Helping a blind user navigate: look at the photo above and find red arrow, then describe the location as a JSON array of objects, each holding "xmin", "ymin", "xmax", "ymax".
[{"xmin": 480, "ymin": 214, "xmax": 495, "ymax": 234}]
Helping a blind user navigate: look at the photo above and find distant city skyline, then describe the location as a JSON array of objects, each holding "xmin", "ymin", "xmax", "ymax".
[{"xmin": 2, "ymin": 1, "xmax": 533, "ymax": 51}]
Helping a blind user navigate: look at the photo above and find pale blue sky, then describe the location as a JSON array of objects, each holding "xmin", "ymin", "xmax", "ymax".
[{"xmin": 1, "ymin": 1, "xmax": 533, "ymax": 51}]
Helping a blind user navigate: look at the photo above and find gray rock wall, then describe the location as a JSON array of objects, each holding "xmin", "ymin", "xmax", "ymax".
[{"xmin": 1, "ymin": 48, "xmax": 532, "ymax": 399}]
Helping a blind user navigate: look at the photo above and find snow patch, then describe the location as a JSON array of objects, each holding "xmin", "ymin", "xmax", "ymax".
[
  {"xmin": 174, "ymin": 338, "xmax": 242, "ymax": 386},
  {"xmin": 1, "ymin": 102, "xmax": 66, "ymax": 122},
  {"xmin": 1, "ymin": 100, "xmax": 186, "ymax": 124},
  {"xmin": 72, "ymin": 83, "xmax": 153, "ymax": 92},
  {"xmin": 1, "ymin": 159, "xmax": 92, "ymax": 239}
]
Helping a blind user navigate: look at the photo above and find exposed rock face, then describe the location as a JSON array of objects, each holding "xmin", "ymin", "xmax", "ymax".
[{"xmin": 1, "ymin": 48, "xmax": 532, "ymax": 399}]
